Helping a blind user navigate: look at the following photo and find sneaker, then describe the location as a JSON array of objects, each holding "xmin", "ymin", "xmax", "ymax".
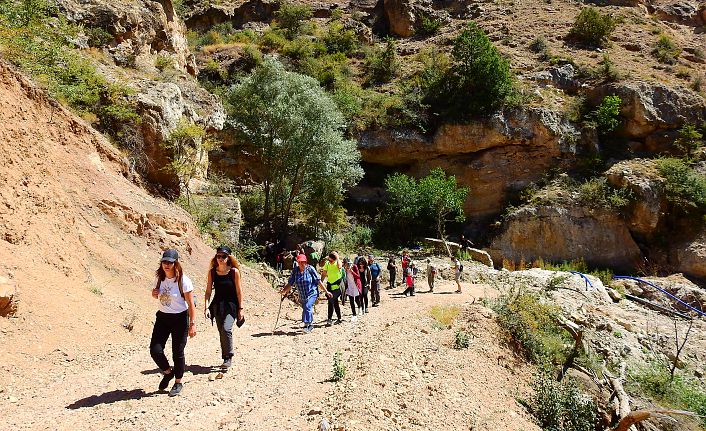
[
  {"xmin": 351, "ymin": 316, "xmax": 358, "ymax": 322},
  {"xmin": 304, "ymin": 325, "xmax": 313, "ymax": 333},
  {"xmin": 168, "ymin": 382, "xmax": 183, "ymax": 397},
  {"xmin": 222, "ymin": 358, "xmax": 232, "ymax": 368},
  {"xmin": 158, "ymin": 370, "xmax": 174, "ymax": 391},
  {"xmin": 326, "ymin": 319, "xmax": 332, "ymax": 327},
  {"xmin": 335, "ymin": 319, "xmax": 342, "ymax": 325}
]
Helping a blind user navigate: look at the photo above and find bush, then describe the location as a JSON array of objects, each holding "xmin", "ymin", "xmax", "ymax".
[
  {"xmin": 453, "ymin": 330, "xmax": 470, "ymax": 349},
  {"xmin": 364, "ymin": 38, "xmax": 399, "ymax": 85},
  {"xmin": 526, "ymin": 371, "xmax": 598, "ymax": 431},
  {"xmin": 576, "ymin": 177, "xmax": 633, "ymax": 210},
  {"xmin": 331, "ymin": 351, "xmax": 346, "ymax": 382},
  {"xmin": 281, "ymin": 36, "xmax": 326, "ymax": 63},
  {"xmin": 586, "ymin": 95, "xmax": 622, "ymax": 134},
  {"xmin": 259, "ymin": 28, "xmax": 289, "ymax": 51},
  {"xmin": 538, "ymin": 258, "xmax": 614, "ymax": 286},
  {"xmin": 652, "ymin": 33, "xmax": 680, "ymax": 64},
  {"xmin": 597, "ymin": 54, "xmax": 621, "ymax": 82},
  {"xmin": 155, "ymin": 54, "xmax": 175, "ymax": 71},
  {"xmin": 274, "ymin": 2, "xmax": 312, "ymax": 38},
  {"xmin": 529, "ymin": 36, "xmax": 547, "ymax": 53},
  {"xmin": 656, "ymin": 158, "xmax": 706, "ymax": 214},
  {"xmin": 322, "ymin": 20, "xmax": 359, "ymax": 55},
  {"xmin": 417, "ymin": 14, "xmax": 442, "ymax": 36},
  {"xmin": 426, "ymin": 22, "xmax": 513, "ymax": 119},
  {"xmin": 675, "ymin": 123, "xmax": 704, "ymax": 157},
  {"xmin": 628, "ymin": 361, "xmax": 706, "ymax": 427},
  {"xmin": 569, "ymin": 7, "xmax": 616, "ymax": 48},
  {"xmin": 240, "ymin": 44, "xmax": 264, "ymax": 72}
]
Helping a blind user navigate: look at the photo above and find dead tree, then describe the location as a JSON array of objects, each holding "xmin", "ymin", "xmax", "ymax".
[
  {"xmin": 670, "ymin": 317, "xmax": 693, "ymax": 380},
  {"xmin": 556, "ymin": 316, "xmax": 585, "ymax": 382}
]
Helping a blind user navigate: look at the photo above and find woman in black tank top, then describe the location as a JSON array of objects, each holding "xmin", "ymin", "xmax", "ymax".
[{"xmin": 204, "ymin": 246, "xmax": 243, "ymax": 369}]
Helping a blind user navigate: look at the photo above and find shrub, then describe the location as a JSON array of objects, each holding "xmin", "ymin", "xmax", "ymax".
[
  {"xmin": 652, "ymin": 33, "xmax": 680, "ymax": 64},
  {"xmin": 586, "ymin": 95, "xmax": 622, "ymax": 134},
  {"xmin": 539, "ymin": 258, "xmax": 614, "ymax": 286},
  {"xmin": 281, "ymin": 36, "xmax": 326, "ymax": 62},
  {"xmin": 577, "ymin": 177, "xmax": 633, "ymax": 210},
  {"xmin": 526, "ymin": 371, "xmax": 598, "ymax": 431},
  {"xmin": 259, "ymin": 28, "xmax": 288, "ymax": 51},
  {"xmin": 331, "ymin": 351, "xmax": 346, "ymax": 381},
  {"xmin": 675, "ymin": 123, "xmax": 704, "ymax": 157},
  {"xmin": 628, "ymin": 360, "xmax": 706, "ymax": 427},
  {"xmin": 691, "ymin": 73, "xmax": 704, "ymax": 93},
  {"xmin": 568, "ymin": 7, "xmax": 616, "ymax": 48},
  {"xmin": 155, "ymin": 54, "xmax": 175, "ymax": 71},
  {"xmin": 84, "ymin": 27, "xmax": 112, "ymax": 47},
  {"xmin": 364, "ymin": 38, "xmax": 399, "ymax": 85},
  {"xmin": 656, "ymin": 158, "xmax": 706, "ymax": 214},
  {"xmin": 426, "ymin": 22, "xmax": 513, "ymax": 119},
  {"xmin": 597, "ymin": 53, "xmax": 621, "ymax": 82},
  {"xmin": 323, "ymin": 20, "xmax": 359, "ymax": 55},
  {"xmin": 529, "ymin": 36, "xmax": 547, "ymax": 53},
  {"xmin": 240, "ymin": 44, "xmax": 264, "ymax": 71},
  {"xmin": 274, "ymin": 2, "xmax": 312, "ymax": 38},
  {"xmin": 417, "ymin": 14, "xmax": 442, "ymax": 36},
  {"xmin": 454, "ymin": 330, "xmax": 470, "ymax": 349}
]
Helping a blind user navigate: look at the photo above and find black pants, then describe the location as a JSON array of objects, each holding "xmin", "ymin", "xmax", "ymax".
[
  {"xmin": 327, "ymin": 287, "xmax": 342, "ymax": 320},
  {"xmin": 389, "ymin": 271, "xmax": 396, "ymax": 288},
  {"xmin": 150, "ymin": 310, "xmax": 188, "ymax": 379},
  {"xmin": 402, "ymin": 284, "xmax": 415, "ymax": 296},
  {"xmin": 371, "ymin": 279, "xmax": 380, "ymax": 304},
  {"xmin": 349, "ymin": 295, "xmax": 360, "ymax": 315},
  {"xmin": 360, "ymin": 286, "xmax": 369, "ymax": 311}
]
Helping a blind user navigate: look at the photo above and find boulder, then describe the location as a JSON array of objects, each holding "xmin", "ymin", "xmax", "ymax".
[
  {"xmin": 588, "ymin": 81, "xmax": 706, "ymax": 139},
  {"xmin": 0, "ymin": 275, "xmax": 18, "ymax": 317},
  {"xmin": 529, "ymin": 64, "xmax": 584, "ymax": 94},
  {"xmin": 652, "ymin": 1, "xmax": 704, "ymax": 25},
  {"xmin": 674, "ymin": 230, "xmax": 706, "ymax": 279},
  {"xmin": 605, "ymin": 160, "xmax": 667, "ymax": 238},
  {"xmin": 184, "ymin": 0, "xmax": 278, "ymax": 31},
  {"xmin": 384, "ymin": 0, "xmax": 416, "ymax": 37},
  {"xmin": 57, "ymin": 0, "xmax": 196, "ymax": 75},
  {"xmin": 489, "ymin": 205, "xmax": 643, "ymax": 271}
]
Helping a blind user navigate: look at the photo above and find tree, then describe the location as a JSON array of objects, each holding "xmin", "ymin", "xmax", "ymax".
[
  {"xmin": 227, "ymin": 57, "xmax": 363, "ymax": 238},
  {"xmin": 568, "ymin": 7, "xmax": 616, "ymax": 48},
  {"xmin": 381, "ymin": 168, "xmax": 468, "ymax": 252},
  {"xmin": 161, "ymin": 118, "xmax": 213, "ymax": 205},
  {"xmin": 274, "ymin": 2, "xmax": 312, "ymax": 38}
]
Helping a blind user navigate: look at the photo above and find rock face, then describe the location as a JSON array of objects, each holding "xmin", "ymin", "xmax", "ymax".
[
  {"xmin": 57, "ymin": 0, "xmax": 196, "ymax": 75},
  {"xmin": 133, "ymin": 77, "xmax": 226, "ymax": 191},
  {"xmin": 489, "ymin": 206, "xmax": 643, "ymax": 271},
  {"xmin": 384, "ymin": 0, "xmax": 416, "ymax": 36},
  {"xmin": 358, "ymin": 107, "xmax": 588, "ymax": 218},
  {"xmin": 673, "ymin": 231, "xmax": 706, "ymax": 279},
  {"xmin": 184, "ymin": 0, "xmax": 278, "ymax": 31},
  {"xmin": 0, "ymin": 275, "xmax": 18, "ymax": 317},
  {"xmin": 588, "ymin": 81, "xmax": 706, "ymax": 140},
  {"xmin": 652, "ymin": 1, "xmax": 705, "ymax": 25}
]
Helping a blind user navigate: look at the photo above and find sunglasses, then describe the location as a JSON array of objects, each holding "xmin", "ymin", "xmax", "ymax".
[
  {"xmin": 161, "ymin": 261, "xmax": 175, "ymax": 266},
  {"xmin": 216, "ymin": 254, "xmax": 228, "ymax": 260}
]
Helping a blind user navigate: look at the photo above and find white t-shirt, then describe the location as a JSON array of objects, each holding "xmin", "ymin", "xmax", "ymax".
[{"xmin": 156, "ymin": 275, "xmax": 194, "ymax": 314}]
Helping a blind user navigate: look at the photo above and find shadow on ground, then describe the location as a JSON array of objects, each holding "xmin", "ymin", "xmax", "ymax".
[{"xmin": 66, "ymin": 389, "xmax": 158, "ymax": 409}]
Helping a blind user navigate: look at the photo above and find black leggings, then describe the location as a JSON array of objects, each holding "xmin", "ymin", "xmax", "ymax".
[
  {"xmin": 149, "ymin": 310, "xmax": 188, "ymax": 379},
  {"xmin": 327, "ymin": 287, "xmax": 342, "ymax": 320},
  {"xmin": 349, "ymin": 295, "xmax": 360, "ymax": 315},
  {"xmin": 360, "ymin": 286, "xmax": 369, "ymax": 310}
]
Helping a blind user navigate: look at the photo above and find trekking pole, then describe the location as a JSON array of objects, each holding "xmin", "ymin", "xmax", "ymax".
[{"xmin": 274, "ymin": 293, "xmax": 286, "ymax": 332}]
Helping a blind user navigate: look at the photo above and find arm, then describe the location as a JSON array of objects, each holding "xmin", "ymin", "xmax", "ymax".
[
  {"xmin": 184, "ymin": 290, "xmax": 197, "ymax": 337},
  {"xmin": 233, "ymin": 269, "xmax": 244, "ymax": 321},
  {"xmin": 151, "ymin": 278, "xmax": 160, "ymax": 299},
  {"xmin": 204, "ymin": 270, "xmax": 213, "ymax": 319}
]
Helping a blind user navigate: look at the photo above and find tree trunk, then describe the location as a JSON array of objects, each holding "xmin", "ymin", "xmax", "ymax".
[{"xmin": 437, "ymin": 211, "xmax": 451, "ymax": 257}]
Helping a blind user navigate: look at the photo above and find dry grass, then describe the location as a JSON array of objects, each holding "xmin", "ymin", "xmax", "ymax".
[{"xmin": 430, "ymin": 305, "xmax": 461, "ymax": 328}]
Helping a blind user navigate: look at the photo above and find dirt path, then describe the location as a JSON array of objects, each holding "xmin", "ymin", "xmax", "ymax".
[{"xmin": 3, "ymin": 280, "xmax": 539, "ymax": 431}]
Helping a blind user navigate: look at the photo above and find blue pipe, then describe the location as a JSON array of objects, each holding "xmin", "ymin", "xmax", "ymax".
[
  {"xmin": 612, "ymin": 275, "xmax": 705, "ymax": 318},
  {"xmin": 569, "ymin": 271, "xmax": 594, "ymax": 290}
]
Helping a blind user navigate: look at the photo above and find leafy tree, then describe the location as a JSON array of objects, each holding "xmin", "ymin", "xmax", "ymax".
[
  {"xmin": 587, "ymin": 95, "xmax": 621, "ymax": 135},
  {"xmin": 569, "ymin": 7, "xmax": 616, "ymax": 48},
  {"xmin": 274, "ymin": 2, "xmax": 312, "ymax": 38},
  {"xmin": 675, "ymin": 124, "xmax": 704, "ymax": 157},
  {"xmin": 227, "ymin": 57, "xmax": 363, "ymax": 238},
  {"xmin": 425, "ymin": 22, "xmax": 513, "ymax": 120},
  {"xmin": 161, "ymin": 118, "xmax": 214, "ymax": 204},
  {"xmin": 381, "ymin": 168, "xmax": 468, "ymax": 251},
  {"xmin": 364, "ymin": 38, "xmax": 399, "ymax": 85}
]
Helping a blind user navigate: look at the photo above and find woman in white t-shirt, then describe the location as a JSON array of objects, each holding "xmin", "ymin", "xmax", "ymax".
[{"xmin": 149, "ymin": 248, "xmax": 197, "ymax": 397}]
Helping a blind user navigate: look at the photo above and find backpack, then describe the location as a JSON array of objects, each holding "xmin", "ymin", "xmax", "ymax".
[{"xmin": 459, "ymin": 263, "xmax": 464, "ymax": 272}]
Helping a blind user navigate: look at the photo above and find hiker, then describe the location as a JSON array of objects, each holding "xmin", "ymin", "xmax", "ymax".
[
  {"xmin": 204, "ymin": 245, "xmax": 243, "ymax": 369},
  {"xmin": 387, "ymin": 257, "xmax": 397, "ymax": 289},
  {"xmin": 281, "ymin": 254, "xmax": 331, "ymax": 333},
  {"xmin": 460, "ymin": 234, "xmax": 473, "ymax": 251},
  {"xmin": 368, "ymin": 255, "xmax": 382, "ymax": 307},
  {"xmin": 402, "ymin": 261, "xmax": 417, "ymax": 296},
  {"xmin": 452, "ymin": 256, "xmax": 462, "ymax": 293},
  {"xmin": 401, "ymin": 250, "xmax": 411, "ymax": 280},
  {"xmin": 342, "ymin": 258, "xmax": 362, "ymax": 321},
  {"xmin": 357, "ymin": 258, "xmax": 371, "ymax": 314},
  {"xmin": 427, "ymin": 258, "xmax": 437, "ymax": 292},
  {"xmin": 149, "ymin": 248, "xmax": 196, "ymax": 397},
  {"xmin": 321, "ymin": 252, "xmax": 343, "ymax": 326}
]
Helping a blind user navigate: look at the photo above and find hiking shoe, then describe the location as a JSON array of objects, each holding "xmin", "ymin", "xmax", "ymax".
[
  {"xmin": 158, "ymin": 370, "xmax": 174, "ymax": 391},
  {"xmin": 222, "ymin": 358, "xmax": 232, "ymax": 368},
  {"xmin": 304, "ymin": 325, "xmax": 313, "ymax": 333},
  {"xmin": 168, "ymin": 382, "xmax": 183, "ymax": 397},
  {"xmin": 326, "ymin": 319, "xmax": 332, "ymax": 327},
  {"xmin": 335, "ymin": 319, "xmax": 342, "ymax": 325}
]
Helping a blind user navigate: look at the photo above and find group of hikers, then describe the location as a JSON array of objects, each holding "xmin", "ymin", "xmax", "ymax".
[{"xmin": 147, "ymin": 244, "xmax": 465, "ymax": 396}]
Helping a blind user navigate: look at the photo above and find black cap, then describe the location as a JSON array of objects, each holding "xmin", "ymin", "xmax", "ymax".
[
  {"xmin": 342, "ymin": 257, "xmax": 350, "ymax": 264},
  {"xmin": 216, "ymin": 245, "xmax": 232, "ymax": 255},
  {"xmin": 161, "ymin": 249, "xmax": 179, "ymax": 262}
]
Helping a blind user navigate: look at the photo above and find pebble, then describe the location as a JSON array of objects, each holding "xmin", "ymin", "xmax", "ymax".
[{"xmin": 9, "ymin": 396, "xmax": 18, "ymax": 403}]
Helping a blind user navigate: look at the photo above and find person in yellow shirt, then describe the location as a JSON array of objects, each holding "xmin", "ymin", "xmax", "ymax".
[{"xmin": 321, "ymin": 251, "xmax": 343, "ymax": 326}]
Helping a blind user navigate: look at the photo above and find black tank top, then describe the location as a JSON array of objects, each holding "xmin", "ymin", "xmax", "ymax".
[{"xmin": 212, "ymin": 268, "xmax": 239, "ymax": 317}]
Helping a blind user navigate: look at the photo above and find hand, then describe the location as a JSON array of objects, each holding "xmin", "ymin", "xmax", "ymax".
[
  {"xmin": 188, "ymin": 324, "xmax": 196, "ymax": 338},
  {"xmin": 326, "ymin": 292, "xmax": 332, "ymax": 299},
  {"xmin": 237, "ymin": 310, "xmax": 244, "ymax": 321},
  {"xmin": 204, "ymin": 309, "xmax": 210, "ymax": 320},
  {"xmin": 151, "ymin": 288, "xmax": 159, "ymax": 299}
]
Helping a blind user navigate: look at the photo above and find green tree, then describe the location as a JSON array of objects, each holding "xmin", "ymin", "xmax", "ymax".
[
  {"xmin": 161, "ymin": 118, "xmax": 213, "ymax": 205},
  {"xmin": 274, "ymin": 2, "xmax": 312, "ymax": 38},
  {"xmin": 426, "ymin": 22, "xmax": 513, "ymax": 120},
  {"xmin": 418, "ymin": 168, "xmax": 468, "ymax": 255},
  {"xmin": 674, "ymin": 123, "xmax": 704, "ymax": 157},
  {"xmin": 587, "ymin": 95, "xmax": 622, "ymax": 135},
  {"xmin": 364, "ymin": 38, "xmax": 399, "ymax": 85},
  {"xmin": 227, "ymin": 57, "xmax": 363, "ymax": 237},
  {"xmin": 569, "ymin": 7, "xmax": 616, "ymax": 48}
]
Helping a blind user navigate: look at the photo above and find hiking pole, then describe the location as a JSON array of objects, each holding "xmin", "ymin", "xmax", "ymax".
[{"xmin": 274, "ymin": 293, "xmax": 286, "ymax": 332}]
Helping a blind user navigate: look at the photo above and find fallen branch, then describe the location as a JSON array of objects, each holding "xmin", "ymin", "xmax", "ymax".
[
  {"xmin": 612, "ymin": 409, "xmax": 697, "ymax": 431},
  {"xmin": 556, "ymin": 316, "xmax": 585, "ymax": 382}
]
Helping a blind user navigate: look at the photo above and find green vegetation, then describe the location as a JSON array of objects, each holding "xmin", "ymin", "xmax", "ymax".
[
  {"xmin": 628, "ymin": 360, "xmax": 706, "ymax": 427},
  {"xmin": 674, "ymin": 123, "xmax": 704, "ymax": 157},
  {"xmin": 154, "ymin": 54, "xmax": 175, "ymax": 71},
  {"xmin": 568, "ymin": 7, "xmax": 616, "ymax": 48},
  {"xmin": 586, "ymin": 95, "xmax": 622, "ymax": 134},
  {"xmin": 453, "ymin": 330, "xmax": 470, "ymax": 349},
  {"xmin": 274, "ymin": 2, "xmax": 313, "ymax": 38},
  {"xmin": 322, "ymin": 20, "xmax": 359, "ymax": 55},
  {"xmin": 525, "ymin": 371, "xmax": 597, "ymax": 431},
  {"xmin": 430, "ymin": 305, "xmax": 461, "ymax": 329},
  {"xmin": 226, "ymin": 58, "xmax": 363, "ymax": 237},
  {"xmin": 597, "ymin": 54, "xmax": 621, "ymax": 82},
  {"xmin": 652, "ymin": 33, "xmax": 680, "ymax": 64},
  {"xmin": 656, "ymin": 158, "xmax": 706, "ymax": 215},
  {"xmin": 331, "ymin": 351, "xmax": 346, "ymax": 382},
  {"xmin": 162, "ymin": 118, "xmax": 212, "ymax": 203},
  {"xmin": 417, "ymin": 14, "xmax": 442, "ymax": 36},
  {"xmin": 537, "ymin": 258, "xmax": 614, "ymax": 286},
  {"xmin": 529, "ymin": 36, "xmax": 547, "ymax": 53},
  {"xmin": 364, "ymin": 38, "xmax": 399, "ymax": 85},
  {"xmin": 379, "ymin": 168, "xmax": 468, "ymax": 246},
  {"xmin": 576, "ymin": 177, "xmax": 633, "ymax": 210}
]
